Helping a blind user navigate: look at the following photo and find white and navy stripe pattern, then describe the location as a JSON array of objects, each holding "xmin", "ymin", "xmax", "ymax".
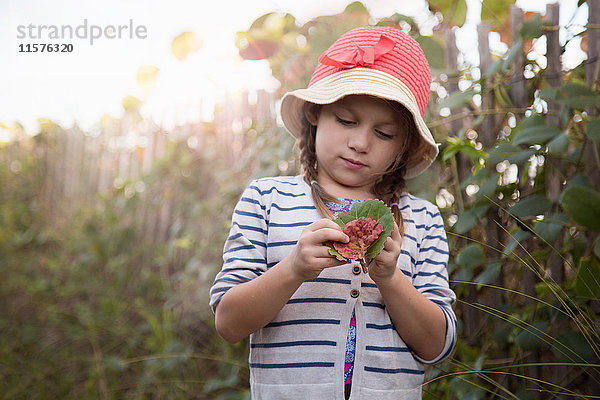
[{"xmin": 210, "ymin": 175, "xmax": 456, "ymax": 400}]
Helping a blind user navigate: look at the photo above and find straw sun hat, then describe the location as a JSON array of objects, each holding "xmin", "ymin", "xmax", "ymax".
[{"xmin": 280, "ymin": 26, "xmax": 438, "ymax": 179}]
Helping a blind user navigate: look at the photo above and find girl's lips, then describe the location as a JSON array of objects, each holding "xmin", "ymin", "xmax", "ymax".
[{"xmin": 342, "ymin": 157, "xmax": 367, "ymax": 170}]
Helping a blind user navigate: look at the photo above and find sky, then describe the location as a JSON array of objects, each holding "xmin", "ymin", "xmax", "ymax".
[{"xmin": 0, "ymin": 0, "xmax": 588, "ymax": 136}]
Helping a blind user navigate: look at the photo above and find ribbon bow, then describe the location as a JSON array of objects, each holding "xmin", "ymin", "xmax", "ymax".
[{"xmin": 319, "ymin": 34, "xmax": 395, "ymax": 68}]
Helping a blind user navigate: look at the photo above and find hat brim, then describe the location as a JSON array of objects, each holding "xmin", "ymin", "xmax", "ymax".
[{"xmin": 280, "ymin": 68, "xmax": 438, "ymax": 179}]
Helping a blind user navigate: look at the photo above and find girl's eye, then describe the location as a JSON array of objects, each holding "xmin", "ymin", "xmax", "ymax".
[
  {"xmin": 376, "ymin": 130, "xmax": 394, "ymax": 139},
  {"xmin": 336, "ymin": 116, "xmax": 356, "ymax": 126}
]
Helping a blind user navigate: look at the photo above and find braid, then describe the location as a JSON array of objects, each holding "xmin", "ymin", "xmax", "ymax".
[
  {"xmin": 298, "ymin": 115, "xmax": 339, "ymax": 219},
  {"xmin": 373, "ymin": 169, "xmax": 407, "ymax": 236}
]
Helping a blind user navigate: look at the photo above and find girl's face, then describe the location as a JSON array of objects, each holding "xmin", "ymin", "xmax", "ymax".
[{"xmin": 309, "ymin": 95, "xmax": 406, "ymax": 200}]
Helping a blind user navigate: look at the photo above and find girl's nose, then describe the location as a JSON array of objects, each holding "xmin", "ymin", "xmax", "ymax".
[{"xmin": 347, "ymin": 127, "xmax": 370, "ymax": 153}]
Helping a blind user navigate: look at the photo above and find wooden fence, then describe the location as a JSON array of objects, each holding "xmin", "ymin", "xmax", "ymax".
[{"xmin": 2, "ymin": 90, "xmax": 275, "ymax": 242}]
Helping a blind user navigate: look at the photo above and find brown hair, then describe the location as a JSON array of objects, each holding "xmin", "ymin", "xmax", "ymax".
[{"xmin": 298, "ymin": 97, "xmax": 430, "ymax": 237}]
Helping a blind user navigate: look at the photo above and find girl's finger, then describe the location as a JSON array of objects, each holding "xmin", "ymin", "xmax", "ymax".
[
  {"xmin": 312, "ymin": 227, "xmax": 349, "ymax": 244},
  {"xmin": 307, "ymin": 218, "xmax": 343, "ymax": 232},
  {"xmin": 315, "ymin": 246, "xmax": 337, "ymax": 259},
  {"xmin": 324, "ymin": 257, "xmax": 348, "ymax": 268}
]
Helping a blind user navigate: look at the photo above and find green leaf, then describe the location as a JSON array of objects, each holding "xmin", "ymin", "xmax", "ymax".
[
  {"xmin": 328, "ymin": 245, "xmax": 346, "ymax": 261},
  {"xmin": 553, "ymin": 83, "xmax": 600, "ymax": 109},
  {"xmin": 532, "ymin": 213, "xmax": 568, "ymax": 243},
  {"xmin": 376, "ymin": 13, "xmax": 415, "ymax": 28},
  {"xmin": 474, "ymin": 173, "xmax": 500, "ymax": 203},
  {"xmin": 594, "ymin": 237, "xmax": 600, "ymax": 259},
  {"xmin": 502, "ymin": 229, "xmax": 532, "ymax": 257},
  {"xmin": 488, "ymin": 141, "xmax": 536, "ymax": 165},
  {"xmin": 519, "ymin": 13, "xmax": 546, "ymax": 39},
  {"xmin": 585, "ymin": 118, "xmax": 600, "ymax": 144},
  {"xmin": 438, "ymin": 89, "xmax": 477, "ymax": 109},
  {"xmin": 509, "ymin": 195, "xmax": 552, "ymax": 218},
  {"xmin": 481, "ymin": 0, "xmax": 516, "ymax": 31},
  {"xmin": 546, "ymin": 132, "xmax": 569, "ymax": 155},
  {"xmin": 575, "ymin": 257, "xmax": 600, "ymax": 298},
  {"xmin": 474, "ymin": 261, "xmax": 501, "ymax": 289},
  {"xmin": 539, "ymin": 87, "xmax": 557, "ymax": 102},
  {"xmin": 416, "ymin": 35, "xmax": 445, "ymax": 70},
  {"xmin": 514, "ymin": 321, "xmax": 548, "ymax": 351},
  {"xmin": 454, "ymin": 205, "xmax": 489, "ymax": 234},
  {"xmin": 428, "ymin": 0, "xmax": 468, "ymax": 27},
  {"xmin": 453, "ymin": 267, "xmax": 474, "ymax": 282},
  {"xmin": 487, "ymin": 141, "xmax": 516, "ymax": 165},
  {"xmin": 442, "ymin": 137, "xmax": 487, "ymax": 167},
  {"xmin": 512, "ymin": 115, "xmax": 561, "ymax": 146},
  {"xmin": 559, "ymin": 186, "xmax": 600, "ymax": 230},
  {"xmin": 573, "ymin": 235, "xmax": 589, "ymax": 268},
  {"xmin": 493, "ymin": 322, "xmax": 512, "ymax": 345},
  {"xmin": 565, "ymin": 173, "xmax": 593, "ymax": 190},
  {"xmin": 327, "ymin": 199, "xmax": 394, "ymax": 261},
  {"xmin": 456, "ymin": 244, "xmax": 485, "ymax": 269},
  {"xmin": 551, "ymin": 330, "xmax": 595, "ymax": 363}
]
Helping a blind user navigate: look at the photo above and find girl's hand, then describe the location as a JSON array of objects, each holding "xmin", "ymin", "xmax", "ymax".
[
  {"xmin": 368, "ymin": 221, "xmax": 402, "ymax": 285},
  {"xmin": 286, "ymin": 219, "xmax": 349, "ymax": 281}
]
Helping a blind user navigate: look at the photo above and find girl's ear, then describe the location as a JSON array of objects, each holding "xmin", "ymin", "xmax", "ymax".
[{"xmin": 303, "ymin": 103, "xmax": 321, "ymax": 126}]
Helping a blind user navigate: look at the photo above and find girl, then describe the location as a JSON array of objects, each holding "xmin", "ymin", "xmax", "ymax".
[{"xmin": 209, "ymin": 26, "xmax": 456, "ymax": 400}]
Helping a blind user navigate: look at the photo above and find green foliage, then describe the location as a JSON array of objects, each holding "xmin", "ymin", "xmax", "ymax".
[
  {"xmin": 559, "ymin": 185, "xmax": 600, "ymax": 230},
  {"xmin": 0, "ymin": 120, "xmax": 257, "ymax": 398},
  {"xmin": 586, "ymin": 117, "xmax": 600, "ymax": 144},
  {"xmin": 416, "ymin": 35, "xmax": 446, "ymax": 71},
  {"xmin": 574, "ymin": 257, "xmax": 600, "ymax": 298},
  {"xmin": 454, "ymin": 205, "xmax": 489, "ymax": 234},
  {"xmin": 456, "ymin": 244, "xmax": 486, "ymax": 270},
  {"xmin": 511, "ymin": 114, "xmax": 561, "ymax": 146},
  {"xmin": 519, "ymin": 13, "xmax": 546, "ymax": 39},
  {"xmin": 481, "ymin": 0, "xmax": 516, "ymax": 33},
  {"xmin": 428, "ymin": 0, "xmax": 468, "ymax": 27},
  {"xmin": 541, "ymin": 82, "xmax": 600, "ymax": 109}
]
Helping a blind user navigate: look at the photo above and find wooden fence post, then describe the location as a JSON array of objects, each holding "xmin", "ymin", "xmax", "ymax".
[
  {"xmin": 444, "ymin": 28, "xmax": 471, "ymax": 203},
  {"xmin": 509, "ymin": 6, "xmax": 528, "ymax": 110},
  {"xmin": 584, "ymin": 0, "xmax": 600, "ymax": 190},
  {"xmin": 545, "ymin": 4, "xmax": 569, "ymax": 398},
  {"xmin": 545, "ymin": 3, "xmax": 566, "ymax": 285},
  {"xmin": 478, "ymin": 21, "xmax": 504, "ymax": 308},
  {"xmin": 583, "ymin": 3, "xmax": 600, "ymax": 394},
  {"xmin": 444, "ymin": 28, "xmax": 480, "ymax": 343}
]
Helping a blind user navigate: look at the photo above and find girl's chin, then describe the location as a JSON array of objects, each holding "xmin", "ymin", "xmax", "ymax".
[{"xmin": 324, "ymin": 178, "xmax": 374, "ymax": 198}]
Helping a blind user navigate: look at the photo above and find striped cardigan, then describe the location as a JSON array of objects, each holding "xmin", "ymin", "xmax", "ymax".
[{"xmin": 209, "ymin": 175, "xmax": 456, "ymax": 400}]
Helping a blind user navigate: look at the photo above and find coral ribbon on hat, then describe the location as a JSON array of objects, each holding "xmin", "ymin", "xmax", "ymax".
[{"xmin": 319, "ymin": 34, "xmax": 395, "ymax": 68}]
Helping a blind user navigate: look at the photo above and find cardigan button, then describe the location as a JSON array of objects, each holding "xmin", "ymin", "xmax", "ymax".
[
  {"xmin": 352, "ymin": 265, "xmax": 361, "ymax": 275},
  {"xmin": 350, "ymin": 289, "xmax": 360, "ymax": 298}
]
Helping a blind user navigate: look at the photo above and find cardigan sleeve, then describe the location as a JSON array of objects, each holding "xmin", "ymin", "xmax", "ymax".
[
  {"xmin": 412, "ymin": 204, "xmax": 457, "ymax": 364},
  {"xmin": 209, "ymin": 179, "xmax": 268, "ymax": 313}
]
